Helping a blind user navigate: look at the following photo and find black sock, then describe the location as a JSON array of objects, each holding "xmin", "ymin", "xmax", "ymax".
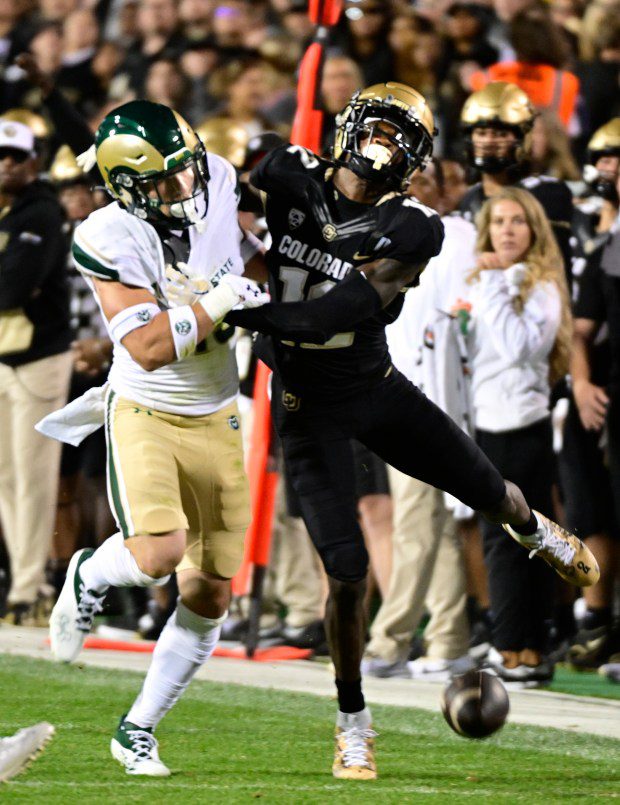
[
  {"xmin": 582, "ymin": 606, "xmax": 612, "ymax": 631},
  {"xmin": 514, "ymin": 510, "xmax": 538, "ymax": 537},
  {"xmin": 335, "ymin": 678, "xmax": 365, "ymax": 714}
]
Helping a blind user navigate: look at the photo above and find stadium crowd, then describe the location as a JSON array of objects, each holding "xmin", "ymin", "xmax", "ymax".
[{"xmin": 1, "ymin": 0, "xmax": 620, "ymax": 691}]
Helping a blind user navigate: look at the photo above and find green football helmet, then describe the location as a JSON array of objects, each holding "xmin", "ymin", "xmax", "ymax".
[{"xmin": 94, "ymin": 100, "xmax": 209, "ymax": 229}]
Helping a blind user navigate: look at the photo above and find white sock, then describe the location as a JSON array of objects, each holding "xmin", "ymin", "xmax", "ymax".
[
  {"xmin": 80, "ymin": 532, "xmax": 170, "ymax": 594},
  {"xmin": 337, "ymin": 707, "xmax": 372, "ymax": 730},
  {"xmin": 126, "ymin": 599, "xmax": 226, "ymax": 730}
]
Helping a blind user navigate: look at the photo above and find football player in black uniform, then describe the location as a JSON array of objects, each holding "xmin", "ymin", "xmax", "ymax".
[
  {"xmin": 575, "ymin": 118, "xmax": 620, "ymax": 254},
  {"xmin": 226, "ymin": 82, "xmax": 598, "ymax": 780},
  {"xmin": 459, "ymin": 82, "xmax": 575, "ymax": 282}
]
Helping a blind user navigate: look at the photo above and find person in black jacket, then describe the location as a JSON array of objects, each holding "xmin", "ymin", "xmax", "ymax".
[{"xmin": 0, "ymin": 119, "xmax": 72, "ymax": 625}]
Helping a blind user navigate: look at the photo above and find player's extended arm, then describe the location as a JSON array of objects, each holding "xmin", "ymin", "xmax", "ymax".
[
  {"xmin": 94, "ymin": 274, "xmax": 267, "ymax": 371},
  {"xmin": 225, "ymin": 258, "xmax": 424, "ymax": 343}
]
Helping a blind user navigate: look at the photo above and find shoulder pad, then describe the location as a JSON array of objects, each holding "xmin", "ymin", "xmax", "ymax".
[
  {"xmin": 279, "ymin": 144, "xmax": 324, "ymax": 172},
  {"xmin": 207, "ymin": 152, "xmax": 240, "ymax": 200},
  {"xmin": 250, "ymin": 143, "xmax": 325, "ymax": 194},
  {"xmin": 72, "ymin": 204, "xmax": 158, "ymax": 288},
  {"xmin": 399, "ymin": 195, "xmax": 441, "ymax": 221}
]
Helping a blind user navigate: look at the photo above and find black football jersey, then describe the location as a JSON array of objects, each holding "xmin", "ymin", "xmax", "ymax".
[
  {"xmin": 250, "ymin": 144, "xmax": 444, "ymax": 399},
  {"xmin": 459, "ymin": 175, "xmax": 575, "ymax": 282}
]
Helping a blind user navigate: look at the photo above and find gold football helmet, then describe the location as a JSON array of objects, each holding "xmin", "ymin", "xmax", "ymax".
[
  {"xmin": 333, "ymin": 82, "xmax": 436, "ymax": 189},
  {"xmin": 95, "ymin": 100, "xmax": 209, "ymax": 229},
  {"xmin": 587, "ymin": 118, "xmax": 620, "ymax": 162},
  {"xmin": 49, "ymin": 145, "xmax": 87, "ymax": 186},
  {"xmin": 584, "ymin": 118, "xmax": 620, "ymax": 201},
  {"xmin": 194, "ymin": 117, "xmax": 249, "ymax": 168},
  {"xmin": 460, "ymin": 82, "xmax": 535, "ymax": 173},
  {"xmin": 0, "ymin": 108, "xmax": 50, "ymax": 139}
]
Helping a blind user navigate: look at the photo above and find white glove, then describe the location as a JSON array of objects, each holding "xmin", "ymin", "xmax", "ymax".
[
  {"xmin": 165, "ymin": 263, "xmax": 212, "ymax": 307},
  {"xmin": 198, "ymin": 273, "xmax": 269, "ymax": 323}
]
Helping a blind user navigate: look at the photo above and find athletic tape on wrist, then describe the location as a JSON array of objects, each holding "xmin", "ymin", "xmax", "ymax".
[
  {"xmin": 168, "ymin": 305, "xmax": 198, "ymax": 360},
  {"xmin": 197, "ymin": 282, "xmax": 239, "ymax": 324},
  {"xmin": 108, "ymin": 303, "xmax": 161, "ymax": 346}
]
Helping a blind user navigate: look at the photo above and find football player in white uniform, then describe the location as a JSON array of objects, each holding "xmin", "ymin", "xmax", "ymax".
[{"xmin": 49, "ymin": 100, "xmax": 268, "ymax": 776}]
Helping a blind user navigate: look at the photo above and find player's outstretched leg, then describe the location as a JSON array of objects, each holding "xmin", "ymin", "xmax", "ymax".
[
  {"xmin": 326, "ymin": 577, "xmax": 377, "ymax": 781},
  {"xmin": 0, "ymin": 723, "xmax": 55, "ymax": 782},
  {"xmin": 111, "ymin": 571, "xmax": 227, "ymax": 776},
  {"xmin": 485, "ymin": 482, "xmax": 600, "ymax": 588},
  {"xmin": 50, "ymin": 532, "xmax": 173, "ymax": 663}
]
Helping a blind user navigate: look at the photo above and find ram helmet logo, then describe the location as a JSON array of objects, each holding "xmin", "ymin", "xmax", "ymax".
[{"xmin": 175, "ymin": 320, "xmax": 191, "ymax": 335}]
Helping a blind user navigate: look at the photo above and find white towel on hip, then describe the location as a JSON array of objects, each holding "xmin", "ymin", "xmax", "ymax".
[{"xmin": 35, "ymin": 384, "xmax": 108, "ymax": 446}]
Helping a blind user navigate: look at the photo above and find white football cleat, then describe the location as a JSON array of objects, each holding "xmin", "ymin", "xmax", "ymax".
[
  {"xmin": 49, "ymin": 548, "xmax": 106, "ymax": 663},
  {"xmin": 0, "ymin": 722, "xmax": 55, "ymax": 782},
  {"xmin": 111, "ymin": 717, "xmax": 171, "ymax": 777}
]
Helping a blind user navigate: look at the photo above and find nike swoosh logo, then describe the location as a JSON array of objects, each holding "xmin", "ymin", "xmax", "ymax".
[{"xmin": 353, "ymin": 251, "xmax": 372, "ymax": 261}]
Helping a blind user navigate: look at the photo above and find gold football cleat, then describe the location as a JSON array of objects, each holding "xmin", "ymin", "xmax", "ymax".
[
  {"xmin": 503, "ymin": 511, "xmax": 599, "ymax": 587},
  {"xmin": 332, "ymin": 725, "xmax": 378, "ymax": 780}
]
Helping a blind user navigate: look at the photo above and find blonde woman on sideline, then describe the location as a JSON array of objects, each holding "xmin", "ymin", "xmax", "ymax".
[{"xmin": 468, "ymin": 187, "xmax": 573, "ymax": 688}]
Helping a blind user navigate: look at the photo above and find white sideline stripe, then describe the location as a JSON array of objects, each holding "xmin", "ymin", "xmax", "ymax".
[{"xmin": 1, "ymin": 628, "xmax": 620, "ymax": 740}]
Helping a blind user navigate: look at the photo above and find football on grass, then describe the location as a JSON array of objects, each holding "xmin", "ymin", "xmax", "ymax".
[{"xmin": 440, "ymin": 670, "xmax": 509, "ymax": 738}]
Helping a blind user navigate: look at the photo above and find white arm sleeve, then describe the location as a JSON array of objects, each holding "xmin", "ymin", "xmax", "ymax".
[{"xmin": 108, "ymin": 303, "xmax": 161, "ymax": 345}]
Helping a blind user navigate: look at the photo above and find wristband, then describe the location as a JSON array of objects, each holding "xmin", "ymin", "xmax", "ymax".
[
  {"xmin": 197, "ymin": 282, "xmax": 239, "ymax": 324},
  {"xmin": 108, "ymin": 303, "xmax": 160, "ymax": 346},
  {"xmin": 168, "ymin": 305, "xmax": 198, "ymax": 360}
]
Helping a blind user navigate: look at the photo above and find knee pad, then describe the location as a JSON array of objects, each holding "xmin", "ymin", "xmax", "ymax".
[{"xmin": 320, "ymin": 540, "xmax": 369, "ymax": 583}]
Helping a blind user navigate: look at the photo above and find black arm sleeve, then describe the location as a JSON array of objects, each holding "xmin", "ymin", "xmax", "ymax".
[
  {"xmin": 0, "ymin": 206, "xmax": 65, "ymax": 311},
  {"xmin": 225, "ymin": 270, "xmax": 382, "ymax": 343},
  {"xmin": 44, "ymin": 88, "xmax": 95, "ymax": 157}
]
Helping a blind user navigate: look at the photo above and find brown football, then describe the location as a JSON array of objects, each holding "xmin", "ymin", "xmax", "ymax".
[{"xmin": 440, "ymin": 670, "xmax": 509, "ymax": 739}]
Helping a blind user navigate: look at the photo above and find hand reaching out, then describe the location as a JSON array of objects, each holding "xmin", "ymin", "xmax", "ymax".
[{"xmin": 218, "ymin": 273, "xmax": 270, "ymax": 308}]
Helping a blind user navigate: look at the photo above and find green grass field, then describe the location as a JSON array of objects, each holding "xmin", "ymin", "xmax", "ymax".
[
  {"xmin": 1, "ymin": 655, "xmax": 619, "ymax": 804},
  {"xmin": 550, "ymin": 665, "xmax": 620, "ymax": 700}
]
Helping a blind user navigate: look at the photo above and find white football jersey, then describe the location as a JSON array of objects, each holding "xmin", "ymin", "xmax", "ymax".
[{"xmin": 72, "ymin": 154, "xmax": 244, "ymax": 415}]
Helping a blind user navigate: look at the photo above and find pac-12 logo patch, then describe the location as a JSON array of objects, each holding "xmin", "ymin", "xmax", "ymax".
[
  {"xmin": 228, "ymin": 415, "xmax": 240, "ymax": 430},
  {"xmin": 288, "ymin": 208, "xmax": 305, "ymax": 229}
]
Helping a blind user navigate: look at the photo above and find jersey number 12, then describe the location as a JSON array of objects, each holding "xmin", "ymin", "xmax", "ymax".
[{"xmin": 279, "ymin": 265, "xmax": 354, "ymax": 349}]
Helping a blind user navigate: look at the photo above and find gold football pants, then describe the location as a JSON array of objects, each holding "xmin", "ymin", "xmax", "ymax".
[{"xmin": 104, "ymin": 390, "xmax": 250, "ymax": 579}]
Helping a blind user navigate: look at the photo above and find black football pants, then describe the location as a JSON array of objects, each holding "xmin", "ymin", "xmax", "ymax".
[{"xmin": 272, "ymin": 368, "xmax": 506, "ymax": 582}]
